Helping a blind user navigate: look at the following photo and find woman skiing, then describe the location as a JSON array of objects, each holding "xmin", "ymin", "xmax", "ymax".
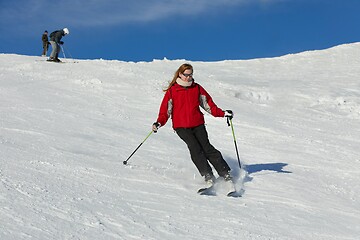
[{"xmin": 152, "ymin": 63, "xmax": 234, "ymax": 185}]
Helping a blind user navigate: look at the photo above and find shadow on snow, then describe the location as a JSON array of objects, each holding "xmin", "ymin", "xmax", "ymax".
[
  {"xmin": 245, "ymin": 162, "xmax": 292, "ymax": 175},
  {"xmin": 226, "ymin": 158, "xmax": 292, "ymax": 185}
]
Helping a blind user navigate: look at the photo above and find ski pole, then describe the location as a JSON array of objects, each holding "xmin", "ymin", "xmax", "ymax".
[
  {"xmin": 60, "ymin": 45, "xmax": 67, "ymax": 59},
  {"xmin": 123, "ymin": 131, "xmax": 153, "ymax": 165},
  {"xmin": 62, "ymin": 45, "xmax": 74, "ymax": 59},
  {"xmin": 227, "ymin": 117, "xmax": 242, "ymax": 169}
]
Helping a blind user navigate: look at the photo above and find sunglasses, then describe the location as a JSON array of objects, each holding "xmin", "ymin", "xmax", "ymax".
[{"xmin": 182, "ymin": 73, "xmax": 193, "ymax": 77}]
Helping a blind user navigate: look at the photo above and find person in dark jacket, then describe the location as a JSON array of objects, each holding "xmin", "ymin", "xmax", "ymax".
[
  {"xmin": 41, "ymin": 30, "xmax": 49, "ymax": 56},
  {"xmin": 48, "ymin": 28, "xmax": 69, "ymax": 62},
  {"xmin": 152, "ymin": 63, "xmax": 234, "ymax": 185}
]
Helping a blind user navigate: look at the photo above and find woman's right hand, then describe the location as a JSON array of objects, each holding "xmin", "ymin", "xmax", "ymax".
[
  {"xmin": 224, "ymin": 110, "xmax": 233, "ymax": 120},
  {"xmin": 152, "ymin": 122, "xmax": 161, "ymax": 133}
]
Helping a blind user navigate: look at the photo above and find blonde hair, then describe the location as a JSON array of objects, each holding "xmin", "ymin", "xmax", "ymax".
[{"xmin": 163, "ymin": 63, "xmax": 193, "ymax": 92}]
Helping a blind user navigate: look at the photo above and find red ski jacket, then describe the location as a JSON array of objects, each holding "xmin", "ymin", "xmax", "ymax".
[{"xmin": 156, "ymin": 82, "xmax": 225, "ymax": 129}]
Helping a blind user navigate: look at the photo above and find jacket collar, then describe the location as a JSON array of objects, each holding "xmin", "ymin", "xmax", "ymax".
[{"xmin": 176, "ymin": 77, "xmax": 193, "ymax": 87}]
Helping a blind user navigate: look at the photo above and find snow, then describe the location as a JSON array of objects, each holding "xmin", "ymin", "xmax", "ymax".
[{"xmin": 1, "ymin": 43, "xmax": 360, "ymax": 239}]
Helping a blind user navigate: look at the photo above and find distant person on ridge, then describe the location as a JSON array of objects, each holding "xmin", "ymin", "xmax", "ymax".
[
  {"xmin": 48, "ymin": 28, "xmax": 69, "ymax": 62},
  {"xmin": 41, "ymin": 30, "xmax": 49, "ymax": 56},
  {"xmin": 152, "ymin": 63, "xmax": 234, "ymax": 187}
]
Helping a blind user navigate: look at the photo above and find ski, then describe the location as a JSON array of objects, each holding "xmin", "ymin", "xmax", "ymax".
[
  {"xmin": 225, "ymin": 181, "xmax": 242, "ymax": 198},
  {"xmin": 35, "ymin": 60, "xmax": 78, "ymax": 63},
  {"xmin": 227, "ymin": 190, "xmax": 242, "ymax": 198},
  {"xmin": 46, "ymin": 60, "xmax": 66, "ymax": 63},
  {"xmin": 197, "ymin": 185, "xmax": 216, "ymax": 196},
  {"xmin": 197, "ymin": 178, "xmax": 242, "ymax": 197}
]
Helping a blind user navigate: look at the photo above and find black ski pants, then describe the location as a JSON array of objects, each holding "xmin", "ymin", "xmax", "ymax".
[{"xmin": 175, "ymin": 124, "xmax": 230, "ymax": 177}]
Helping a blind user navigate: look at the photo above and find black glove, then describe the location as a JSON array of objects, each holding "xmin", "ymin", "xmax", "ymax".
[
  {"xmin": 224, "ymin": 110, "xmax": 233, "ymax": 120},
  {"xmin": 59, "ymin": 41, "xmax": 64, "ymax": 45},
  {"xmin": 152, "ymin": 122, "xmax": 161, "ymax": 133}
]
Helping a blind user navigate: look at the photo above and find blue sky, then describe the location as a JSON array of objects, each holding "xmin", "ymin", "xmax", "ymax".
[{"xmin": 1, "ymin": 0, "xmax": 359, "ymax": 62}]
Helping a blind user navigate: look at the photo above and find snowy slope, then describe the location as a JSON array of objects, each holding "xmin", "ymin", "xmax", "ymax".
[{"xmin": 1, "ymin": 43, "xmax": 360, "ymax": 239}]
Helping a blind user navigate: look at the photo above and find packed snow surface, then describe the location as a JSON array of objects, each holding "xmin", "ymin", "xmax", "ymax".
[{"xmin": 1, "ymin": 43, "xmax": 360, "ymax": 239}]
